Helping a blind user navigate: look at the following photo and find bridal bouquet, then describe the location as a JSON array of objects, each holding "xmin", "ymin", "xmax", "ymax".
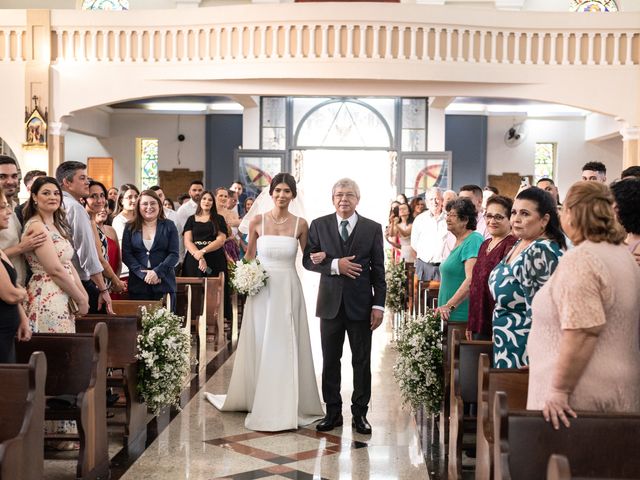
[
  {"xmin": 393, "ymin": 309, "xmax": 443, "ymax": 413},
  {"xmin": 137, "ymin": 306, "xmax": 190, "ymax": 414},
  {"xmin": 230, "ymin": 258, "xmax": 269, "ymax": 296}
]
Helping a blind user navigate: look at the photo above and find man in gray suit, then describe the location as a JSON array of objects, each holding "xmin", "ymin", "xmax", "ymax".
[{"xmin": 303, "ymin": 178, "xmax": 386, "ymax": 435}]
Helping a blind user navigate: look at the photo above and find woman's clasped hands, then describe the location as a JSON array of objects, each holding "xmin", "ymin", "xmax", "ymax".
[{"xmin": 142, "ymin": 269, "xmax": 161, "ymax": 285}]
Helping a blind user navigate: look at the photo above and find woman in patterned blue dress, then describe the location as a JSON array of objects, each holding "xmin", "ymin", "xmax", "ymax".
[{"xmin": 489, "ymin": 187, "xmax": 565, "ymax": 368}]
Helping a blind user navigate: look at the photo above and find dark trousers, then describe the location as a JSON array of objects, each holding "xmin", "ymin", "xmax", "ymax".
[
  {"xmin": 320, "ymin": 303, "xmax": 372, "ymax": 416},
  {"xmin": 82, "ymin": 279, "xmax": 104, "ymax": 314}
]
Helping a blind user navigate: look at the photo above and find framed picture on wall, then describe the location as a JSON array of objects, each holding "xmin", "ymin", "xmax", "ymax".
[
  {"xmin": 399, "ymin": 152, "xmax": 452, "ymax": 199},
  {"xmin": 233, "ymin": 150, "xmax": 285, "ymax": 199}
]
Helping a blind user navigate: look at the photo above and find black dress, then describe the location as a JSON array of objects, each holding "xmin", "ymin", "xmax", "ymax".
[
  {"xmin": 0, "ymin": 258, "xmax": 20, "ymax": 363},
  {"xmin": 181, "ymin": 214, "xmax": 232, "ymax": 321}
]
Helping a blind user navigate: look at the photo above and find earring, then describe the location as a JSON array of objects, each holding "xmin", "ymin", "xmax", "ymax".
[{"xmin": 34, "ymin": 201, "xmax": 38, "ymax": 206}]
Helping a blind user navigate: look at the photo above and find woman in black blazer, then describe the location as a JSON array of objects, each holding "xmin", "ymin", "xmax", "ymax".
[{"xmin": 122, "ymin": 190, "xmax": 179, "ymax": 309}]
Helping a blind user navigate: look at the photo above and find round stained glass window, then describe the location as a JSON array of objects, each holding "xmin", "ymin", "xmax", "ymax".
[{"xmin": 570, "ymin": 0, "xmax": 619, "ymax": 12}]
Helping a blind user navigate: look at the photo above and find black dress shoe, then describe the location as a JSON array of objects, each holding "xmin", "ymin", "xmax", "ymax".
[
  {"xmin": 316, "ymin": 413, "xmax": 343, "ymax": 432},
  {"xmin": 352, "ymin": 415, "xmax": 372, "ymax": 434}
]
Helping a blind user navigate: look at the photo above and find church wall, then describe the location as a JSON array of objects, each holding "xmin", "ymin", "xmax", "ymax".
[
  {"xmin": 98, "ymin": 113, "xmax": 206, "ymax": 188},
  {"xmin": 486, "ymin": 116, "xmax": 623, "ymax": 200},
  {"xmin": 445, "ymin": 114, "xmax": 488, "ymax": 191},
  {"xmin": 205, "ymin": 114, "xmax": 243, "ymax": 190}
]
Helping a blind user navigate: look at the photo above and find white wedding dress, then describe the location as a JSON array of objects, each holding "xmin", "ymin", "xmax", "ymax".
[{"xmin": 205, "ymin": 216, "xmax": 325, "ymax": 431}]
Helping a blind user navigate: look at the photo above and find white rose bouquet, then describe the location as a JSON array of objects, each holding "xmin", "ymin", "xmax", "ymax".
[
  {"xmin": 230, "ymin": 258, "xmax": 269, "ymax": 296},
  {"xmin": 393, "ymin": 309, "xmax": 444, "ymax": 413},
  {"xmin": 137, "ymin": 306, "xmax": 191, "ymax": 414}
]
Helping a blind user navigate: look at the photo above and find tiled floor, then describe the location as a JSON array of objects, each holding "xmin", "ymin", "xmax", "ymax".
[{"xmin": 42, "ymin": 315, "xmax": 429, "ymax": 479}]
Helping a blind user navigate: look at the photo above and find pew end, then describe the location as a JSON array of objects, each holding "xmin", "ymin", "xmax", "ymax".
[{"xmin": 0, "ymin": 351, "xmax": 46, "ymax": 480}]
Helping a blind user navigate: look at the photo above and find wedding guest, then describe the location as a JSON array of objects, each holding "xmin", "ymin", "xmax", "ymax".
[
  {"xmin": 621, "ymin": 165, "xmax": 640, "ymax": 179},
  {"xmin": 229, "ymin": 180, "xmax": 246, "ymax": 216},
  {"xmin": 182, "ymin": 190, "xmax": 231, "ymax": 331},
  {"xmin": 536, "ymin": 178, "xmax": 561, "ymax": 206},
  {"xmin": 581, "ymin": 161, "xmax": 607, "ymax": 182},
  {"xmin": 23, "ymin": 176, "xmax": 89, "ymax": 448},
  {"xmin": 111, "ymin": 183, "xmax": 139, "ymax": 284},
  {"xmin": 85, "ymin": 181, "xmax": 125, "ymax": 293},
  {"xmin": 466, "ymin": 196, "xmax": 517, "ymax": 340},
  {"xmin": 396, "ymin": 193, "xmax": 409, "ymax": 205},
  {"xmin": 57, "ymin": 161, "xmax": 112, "ymax": 314},
  {"xmin": 442, "ymin": 189, "xmax": 457, "ymax": 209},
  {"xmin": 150, "ymin": 185, "xmax": 177, "ymax": 225},
  {"xmin": 388, "ymin": 203, "xmax": 416, "ymax": 264},
  {"xmin": 95, "ymin": 205, "xmax": 121, "ymax": 285},
  {"xmin": 107, "ymin": 187, "xmax": 119, "ymax": 202},
  {"xmin": 527, "ymin": 181, "xmax": 640, "ymax": 428},
  {"xmin": 15, "ymin": 169, "xmax": 46, "ymax": 226},
  {"xmin": 0, "ymin": 186, "xmax": 30, "ymax": 363},
  {"xmin": 122, "ymin": 190, "xmax": 179, "ymax": 308},
  {"xmin": 0, "ymin": 156, "xmax": 46, "ymax": 286},
  {"xmin": 163, "ymin": 198, "xmax": 176, "ymax": 211},
  {"xmin": 437, "ymin": 198, "xmax": 484, "ymax": 322},
  {"xmin": 411, "ymin": 188, "xmax": 447, "ymax": 281},
  {"xmin": 611, "ymin": 177, "xmax": 640, "ymax": 266},
  {"xmin": 459, "ymin": 184, "xmax": 489, "ymax": 238},
  {"xmin": 489, "ymin": 187, "xmax": 565, "ymax": 368},
  {"xmin": 243, "ymin": 197, "xmax": 255, "ymax": 218},
  {"xmin": 216, "ymin": 187, "xmax": 240, "ymax": 262},
  {"xmin": 23, "ymin": 175, "xmax": 89, "ymax": 326},
  {"xmin": 409, "ymin": 197, "xmax": 426, "ymax": 216},
  {"xmin": 176, "ymin": 180, "xmax": 204, "ymax": 262}
]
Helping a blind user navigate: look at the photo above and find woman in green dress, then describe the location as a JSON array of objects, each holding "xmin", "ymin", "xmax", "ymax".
[
  {"xmin": 488, "ymin": 187, "xmax": 565, "ymax": 368},
  {"xmin": 437, "ymin": 198, "xmax": 484, "ymax": 322}
]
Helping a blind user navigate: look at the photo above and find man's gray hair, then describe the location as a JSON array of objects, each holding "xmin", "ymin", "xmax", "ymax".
[
  {"xmin": 55, "ymin": 161, "xmax": 86, "ymax": 184},
  {"xmin": 425, "ymin": 187, "xmax": 442, "ymax": 198},
  {"xmin": 332, "ymin": 178, "xmax": 360, "ymax": 200}
]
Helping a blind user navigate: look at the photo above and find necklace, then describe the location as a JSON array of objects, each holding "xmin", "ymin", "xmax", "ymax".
[{"xmin": 270, "ymin": 212, "xmax": 289, "ymax": 225}]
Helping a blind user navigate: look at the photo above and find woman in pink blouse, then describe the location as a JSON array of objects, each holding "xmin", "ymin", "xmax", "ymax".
[
  {"xmin": 527, "ymin": 181, "xmax": 640, "ymax": 429},
  {"xmin": 466, "ymin": 195, "xmax": 517, "ymax": 340}
]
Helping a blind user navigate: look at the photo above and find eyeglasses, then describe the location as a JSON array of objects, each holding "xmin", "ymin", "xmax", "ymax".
[
  {"xmin": 484, "ymin": 213, "xmax": 507, "ymax": 222},
  {"xmin": 140, "ymin": 202, "xmax": 158, "ymax": 208},
  {"xmin": 445, "ymin": 211, "xmax": 459, "ymax": 219},
  {"xmin": 333, "ymin": 193, "xmax": 357, "ymax": 200}
]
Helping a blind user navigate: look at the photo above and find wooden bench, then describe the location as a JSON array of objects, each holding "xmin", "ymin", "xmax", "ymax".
[
  {"xmin": 448, "ymin": 330, "xmax": 492, "ymax": 480},
  {"xmin": 439, "ymin": 319, "xmax": 468, "ymax": 448},
  {"xmin": 112, "ymin": 297, "xmax": 166, "ymax": 317},
  {"xmin": 475, "ymin": 353, "xmax": 528, "ymax": 480},
  {"xmin": 176, "ymin": 278, "xmax": 208, "ymax": 369},
  {"xmin": 15, "ymin": 324, "xmax": 109, "ymax": 480},
  {"xmin": 494, "ymin": 391, "xmax": 640, "ymax": 480},
  {"xmin": 0, "ymin": 352, "xmax": 46, "ymax": 480},
  {"xmin": 76, "ymin": 315, "xmax": 147, "ymax": 454}
]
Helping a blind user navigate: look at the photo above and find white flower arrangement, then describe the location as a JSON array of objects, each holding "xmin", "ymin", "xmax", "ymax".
[
  {"xmin": 230, "ymin": 258, "xmax": 269, "ymax": 296},
  {"xmin": 137, "ymin": 306, "xmax": 191, "ymax": 414},
  {"xmin": 385, "ymin": 255, "xmax": 407, "ymax": 314},
  {"xmin": 393, "ymin": 309, "xmax": 444, "ymax": 413}
]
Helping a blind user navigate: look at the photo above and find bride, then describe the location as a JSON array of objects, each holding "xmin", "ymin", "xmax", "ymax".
[{"xmin": 204, "ymin": 173, "xmax": 325, "ymax": 431}]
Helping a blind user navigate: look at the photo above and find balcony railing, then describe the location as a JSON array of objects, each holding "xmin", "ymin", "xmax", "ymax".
[{"xmin": 1, "ymin": 5, "xmax": 638, "ymax": 66}]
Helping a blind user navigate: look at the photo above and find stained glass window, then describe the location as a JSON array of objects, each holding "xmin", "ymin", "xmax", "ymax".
[
  {"xmin": 534, "ymin": 143, "xmax": 556, "ymax": 182},
  {"xmin": 570, "ymin": 0, "xmax": 618, "ymax": 12},
  {"xmin": 82, "ymin": 0, "xmax": 129, "ymax": 10},
  {"xmin": 404, "ymin": 157, "xmax": 450, "ymax": 197},
  {"xmin": 138, "ymin": 138, "xmax": 158, "ymax": 190}
]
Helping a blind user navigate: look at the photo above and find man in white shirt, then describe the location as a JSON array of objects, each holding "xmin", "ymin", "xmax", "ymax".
[
  {"xmin": 150, "ymin": 185, "xmax": 177, "ymax": 224},
  {"xmin": 410, "ymin": 187, "xmax": 448, "ymax": 281},
  {"xmin": 0, "ymin": 156, "xmax": 47, "ymax": 286},
  {"xmin": 57, "ymin": 161, "xmax": 113, "ymax": 314},
  {"xmin": 176, "ymin": 180, "xmax": 204, "ymax": 262}
]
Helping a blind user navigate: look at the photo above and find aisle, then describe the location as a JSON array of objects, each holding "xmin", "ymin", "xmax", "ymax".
[{"xmin": 120, "ymin": 317, "xmax": 429, "ymax": 479}]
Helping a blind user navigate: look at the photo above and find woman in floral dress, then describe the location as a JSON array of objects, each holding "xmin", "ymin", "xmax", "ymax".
[
  {"xmin": 22, "ymin": 177, "xmax": 89, "ymax": 447},
  {"xmin": 488, "ymin": 187, "xmax": 565, "ymax": 368}
]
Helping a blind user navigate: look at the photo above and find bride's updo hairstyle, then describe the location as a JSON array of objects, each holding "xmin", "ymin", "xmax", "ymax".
[{"xmin": 269, "ymin": 173, "xmax": 297, "ymax": 198}]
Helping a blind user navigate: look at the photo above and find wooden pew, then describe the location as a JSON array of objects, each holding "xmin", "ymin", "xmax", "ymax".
[
  {"xmin": 475, "ymin": 353, "xmax": 528, "ymax": 480},
  {"xmin": 546, "ymin": 454, "xmax": 624, "ymax": 480},
  {"xmin": 439, "ymin": 318, "xmax": 468, "ymax": 448},
  {"xmin": 112, "ymin": 297, "xmax": 165, "ymax": 316},
  {"xmin": 76, "ymin": 315, "xmax": 147, "ymax": 454},
  {"xmin": 15, "ymin": 324, "xmax": 109, "ymax": 480},
  {"xmin": 448, "ymin": 330, "xmax": 492, "ymax": 480},
  {"xmin": 493, "ymin": 391, "xmax": 640, "ymax": 480},
  {"xmin": 176, "ymin": 278, "xmax": 207, "ymax": 369},
  {"xmin": 0, "ymin": 352, "xmax": 46, "ymax": 480}
]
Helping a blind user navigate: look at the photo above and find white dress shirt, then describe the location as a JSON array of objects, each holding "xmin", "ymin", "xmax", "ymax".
[
  {"xmin": 176, "ymin": 199, "xmax": 197, "ymax": 262},
  {"xmin": 410, "ymin": 210, "xmax": 448, "ymax": 264},
  {"xmin": 63, "ymin": 192, "xmax": 103, "ymax": 282},
  {"xmin": 330, "ymin": 212, "xmax": 358, "ymax": 275}
]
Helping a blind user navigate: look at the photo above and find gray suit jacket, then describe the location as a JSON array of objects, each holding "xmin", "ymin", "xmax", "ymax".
[{"xmin": 303, "ymin": 212, "xmax": 386, "ymax": 321}]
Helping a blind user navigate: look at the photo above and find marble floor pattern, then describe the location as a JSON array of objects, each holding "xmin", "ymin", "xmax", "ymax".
[
  {"xmin": 120, "ymin": 316, "xmax": 427, "ymax": 480},
  {"xmin": 41, "ymin": 316, "xmax": 429, "ymax": 479}
]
